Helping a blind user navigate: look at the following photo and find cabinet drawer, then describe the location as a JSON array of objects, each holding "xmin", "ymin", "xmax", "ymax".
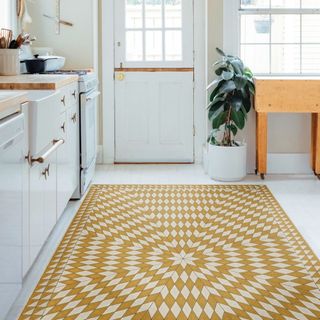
[{"xmin": 59, "ymin": 82, "xmax": 79, "ymax": 113}]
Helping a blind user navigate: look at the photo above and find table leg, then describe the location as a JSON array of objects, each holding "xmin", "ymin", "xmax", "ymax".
[
  {"xmin": 312, "ymin": 113, "xmax": 320, "ymax": 177},
  {"xmin": 256, "ymin": 112, "xmax": 268, "ymax": 178}
]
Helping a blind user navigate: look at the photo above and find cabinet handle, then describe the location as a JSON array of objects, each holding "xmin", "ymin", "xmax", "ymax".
[
  {"xmin": 42, "ymin": 168, "xmax": 48, "ymax": 180},
  {"xmin": 61, "ymin": 95, "xmax": 66, "ymax": 106},
  {"xmin": 71, "ymin": 113, "xmax": 77, "ymax": 123},
  {"xmin": 31, "ymin": 139, "xmax": 64, "ymax": 164},
  {"xmin": 45, "ymin": 164, "xmax": 50, "ymax": 177},
  {"xmin": 61, "ymin": 122, "xmax": 66, "ymax": 133},
  {"xmin": 72, "ymin": 90, "xmax": 77, "ymax": 99}
]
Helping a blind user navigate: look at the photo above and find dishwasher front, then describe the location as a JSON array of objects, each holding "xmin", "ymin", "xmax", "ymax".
[{"xmin": 0, "ymin": 112, "xmax": 25, "ymax": 319}]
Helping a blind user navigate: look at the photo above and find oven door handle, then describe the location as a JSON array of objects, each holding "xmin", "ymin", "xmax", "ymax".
[
  {"xmin": 30, "ymin": 139, "xmax": 64, "ymax": 164},
  {"xmin": 85, "ymin": 91, "xmax": 101, "ymax": 102}
]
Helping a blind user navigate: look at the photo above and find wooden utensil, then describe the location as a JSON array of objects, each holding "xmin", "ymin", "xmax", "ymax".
[
  {"xmin": 17, "ymin": 0, "xmax": 25, "ymax": 18},
  {"xmin": 0, "ymin": 37, "xmax": 6, "ymax": 49},
  {"xmin": 1, "ymin": 29, "xmax": 13, "ymax": 48}
]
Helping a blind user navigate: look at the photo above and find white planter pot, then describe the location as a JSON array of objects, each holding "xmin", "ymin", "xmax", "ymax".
[{"xmin": 208, "ymin": 143, "xmax": 247, "ymax": 182}]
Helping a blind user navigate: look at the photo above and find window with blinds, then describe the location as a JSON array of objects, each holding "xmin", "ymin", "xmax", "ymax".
[{"xmin": 240, "ymin": 0, "xmax": 320, "ymax": 74}]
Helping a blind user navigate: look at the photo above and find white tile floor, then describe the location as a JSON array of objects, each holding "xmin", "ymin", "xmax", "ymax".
[{"xmin": 6, "ymin": 164, "xmax": 320, "ymax": 320}]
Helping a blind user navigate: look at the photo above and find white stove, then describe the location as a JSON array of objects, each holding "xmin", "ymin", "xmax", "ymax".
[{"xmin": 45, "ymin": 70, "xmax": 100, "ymax": 198}]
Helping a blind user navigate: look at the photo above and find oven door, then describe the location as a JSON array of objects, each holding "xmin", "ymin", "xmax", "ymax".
[{"xmin": 80, "ymin": 89, "xmax": 100, "ymax": 172}]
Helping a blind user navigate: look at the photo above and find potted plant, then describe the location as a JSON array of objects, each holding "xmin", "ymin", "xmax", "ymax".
[{"xmin": 207, "ymin": 48, "xmax": 255, "ymax": 181}]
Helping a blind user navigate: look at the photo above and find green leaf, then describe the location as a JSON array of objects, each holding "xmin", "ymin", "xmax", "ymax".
[
  {"xmin": 230, "ymin": 95, "xmax": 243, "ymax": 112},
  {"xmin": 231, "ymin": 109, "xmax": 245, "ymax": 130},
  {"xmin": 234, "ymin": 76, "xmax": 247, "ymax": 90},
  {"xmin": 243, "ymin": 67, "xmax": 253, "ymax": 78},
  {"xmin": 216, "ymin": 47, "xmax": 226, "ymax": 56},
  {"xmin": 209, "ymin": 105, "xmax": 224, "ymax": 121},
  {"xmin": 207, "ymin": 77, "xmax": 223, "ymax": 91},
  {"xmin": 209, "ymin": 81, "xmax": 225, "ymax": 101},
  {"xmin": 212, "ymin": 111, "xmax": 227, "ymax": 130},
  {"xmin": 243, "ymin": 97, "xmax": 251, "ymax": 113},
  {"xmin": 229, "ymin": 124, "xmax": 238, "ymax": 136},
  {"xmin": 248, "ymin": 81, "xmax": 256, "ymax": 95},
  {"xmin": 230, "ymin": 58, "xmax": 244, "ymax": 75},
  {"xmin": 221, "ymin": 70, "xmax": 234, "ymax": 80},
  {"xmin": 240, "ymin": 105, "xmax": 248, "ymax": 120},
  {"xmin": 208, "ymin": 99, "xmax": 224, "ymax": 114},
  {"xmin": 220, "ymin": 81, "xmax": 236, "ymax": 94}
]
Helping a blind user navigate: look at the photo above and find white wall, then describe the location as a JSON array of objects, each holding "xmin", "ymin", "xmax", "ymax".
[{"xmin": 27, "ymin": 0, "xmax": 97, "ymax": 69}]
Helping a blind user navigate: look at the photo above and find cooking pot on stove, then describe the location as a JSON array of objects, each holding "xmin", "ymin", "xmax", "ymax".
[{"xmin": 20, "ymin": 55, "xmax": 65, "ymax": 74}]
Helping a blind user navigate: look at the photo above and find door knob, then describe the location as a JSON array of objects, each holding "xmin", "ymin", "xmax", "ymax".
[{"xmin": 116, "ymin": 73, "xmax": 125, "ymax": 81}]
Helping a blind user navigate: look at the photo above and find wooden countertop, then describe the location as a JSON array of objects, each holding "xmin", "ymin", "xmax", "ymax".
[
  {"xmin": 0, "ymin": 74, "xmax": 78, "ymax": 90},
  {"xmin": 254, "ymin": 76, "xmax": 320, "ymax": 113},
  {"xmin": 0, "ymin": 91, "xmax": 28, "ymax": 119},
  {"xmin": 255, "ymin": 76, "xmax": 320, "ymax": 80}
]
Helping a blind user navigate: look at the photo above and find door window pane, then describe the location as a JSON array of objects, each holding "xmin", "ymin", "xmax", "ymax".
[
  {"xmin": 302, "ymin": 15, "xmax": 320, "ymax": 43},
  {"xmin": 126, "ymin": 31, "xmax": 143, "ymax": 61},
  {"xmin": 271, "ymin": 0, "xmax": 300, "ymax": 8},
  {"xmin": 165, "ymin": 0, "xmax": 182, "ymax": 28},
  {"xmin": 271, "ymin": 45, "xmax": 300, "ymax": 73},
  {"xmin": 271, "ymin": 15, "xmax": 300, "ymax": 43},
  {"xmin": 241, "ymin": 0, "xmax": 270, "ymax": 9},
  {"xmin": 302, "ymin": 0, "xmax": 320, "ymax": 8},
  {"xmin": 165, "ymin": 30, "xmax": 182, "ymax": 61},
  {"xmin": 302, "ymin": 45, "xmax": 320, "ymax": 73},
  {"xmin": 241, "ymin": 15, "xmax": 270, "ymax": 44},
  {"xmin": 241, "ymin": 45, "xmax": 270, "ymax": 73},
  {"xmin": 145, "ymin": 0, "xmax": 163, "ymax": 28},
  {"xmin": 126, "ymin": 0, "xmax": 143, "ymax": 29},
  {"xmin": 145, "ymin": 31, "xmax": 163, "ymax": 61}
]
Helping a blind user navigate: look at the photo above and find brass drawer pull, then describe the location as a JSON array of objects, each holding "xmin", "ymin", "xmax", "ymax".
[
  {"xmin": 61, "ymin": 122, "xmax": 66, "ymax": 133},
  {"xmin": 71, "ymin": 113, "xmax": 77, "ymax": 123},
  {"xmin": 72, "ymin": 90, "xmax": 77, "ymax": 99},
  {"xmin": 61, "ymin": 95, "xmax": 66, "ymax": 106},
  {"xmin": 31, "ymin": 139, "xmax": 64, "ymax": 164}
]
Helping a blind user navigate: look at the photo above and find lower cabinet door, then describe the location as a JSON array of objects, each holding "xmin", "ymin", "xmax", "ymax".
[
  {"xmin": 68, "ymin": 104, "xmax": 79, "ymax": 194},
  {"xmin": 57, "ymin": 112, "xmax": 71, "ymax": 219},
  {"xmin": 29, "ymin": 152, "xmax": 57, "ymax": 267}
]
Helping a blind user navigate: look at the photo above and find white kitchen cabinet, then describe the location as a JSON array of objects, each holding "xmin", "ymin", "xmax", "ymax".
[
  {"xmin": 29, "ymin": 152, "xmax": 57, "ymax": 266},
  {"xmin": 23, "ymin": 81, "xmax": 79, "ymax": 274},
  {"xmin": 57, "ymin": 83, "xmax": 79, "ymax": 219}
]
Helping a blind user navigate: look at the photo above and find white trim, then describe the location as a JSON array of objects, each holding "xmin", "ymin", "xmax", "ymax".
[
  {"xmin": 96, "ymin": 145, "xmax": 103, "ymax": 164},
  {"xmin": 101, "ymin": 0, "xmax": 206, "ymax": 164},
  {"xmin": 102, "ymin": 0, "xmax": 115, "ymax": 164},
  {"xmin": 267, "ymin": 153, "xmax": 313, "ymax": 174},
  {"xmin": 193, "ymin": 0, "xmax": 206, "ymax": 163},
  {"xmin": 223, "ymin": 0, "xmax": 240, "ymax": 56}
]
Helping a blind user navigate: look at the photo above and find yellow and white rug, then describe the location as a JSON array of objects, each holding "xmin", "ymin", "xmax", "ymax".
[{"xmin": 20, "ymin": 185, "xmax": 320, "ymax": 320}]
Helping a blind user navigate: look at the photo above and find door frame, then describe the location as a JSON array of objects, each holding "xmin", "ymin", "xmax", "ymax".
[{"xmin": 101, "ymin": 0, "xmax": 206, "ymax": 164}]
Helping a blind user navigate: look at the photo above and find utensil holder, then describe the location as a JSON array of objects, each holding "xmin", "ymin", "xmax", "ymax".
[{"xmin": 0, "ymin": 49, "xmax": 20, "ymax": 76}]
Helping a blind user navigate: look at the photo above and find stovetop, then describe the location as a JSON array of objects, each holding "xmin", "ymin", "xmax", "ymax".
[
  {"xmin": 42, "ymin": 70, "xmax": 98, "ymax": 93},
  {"xmin": 42, "ymin": 70, "xmax": 89, "ymax": 76}
]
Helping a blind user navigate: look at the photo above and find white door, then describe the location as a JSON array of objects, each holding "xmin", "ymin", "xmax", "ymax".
[{"xmin": 115, "ymin": 0, "xmax": 194, "ymax": 163}]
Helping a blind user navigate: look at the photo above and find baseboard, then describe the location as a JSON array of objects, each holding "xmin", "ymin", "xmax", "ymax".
[
  {"xmin": 203, "ymin": 149, "xmax": 312, "ymax": 175},
  {"xmin": 96, "ymin": 145, "xmax": 103, "ymax": 164},
  {"xmin": 267, "ymin": 153, "xmax": 313, "ymax": 175}
]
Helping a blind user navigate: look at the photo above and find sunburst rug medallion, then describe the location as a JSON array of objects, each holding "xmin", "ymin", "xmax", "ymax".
[{"xmin": 20, "ymin": 185, "xmax": 320, "ymax": 320}]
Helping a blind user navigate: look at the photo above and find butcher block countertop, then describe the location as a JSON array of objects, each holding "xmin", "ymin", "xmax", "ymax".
[
  {"xmin": 254, "ymin": 76, "xmax": 320, "ymax": 113},
  {"xmin": 0, "ymin": 91, "xmax": 28, "ymax": 119},
  {"xmin": 0, "ymin": 74, "xmax": 78, "ymax": 90}
]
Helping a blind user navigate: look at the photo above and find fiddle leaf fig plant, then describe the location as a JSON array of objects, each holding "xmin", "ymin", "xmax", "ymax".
[{"xmin": 207, "ymin": 48, "xmax": 255, "ymax": 146}]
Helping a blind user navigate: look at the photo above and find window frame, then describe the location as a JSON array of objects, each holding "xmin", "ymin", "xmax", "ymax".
[
  {"xmin": 114, "ymin": 0, "xmax": 194, "ymax": 68},
  {"xmin": 224, "ymin": 0, "xmax": 320, "ymax": 76}
]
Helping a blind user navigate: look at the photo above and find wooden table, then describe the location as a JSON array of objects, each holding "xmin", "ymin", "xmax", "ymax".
[{"xmin": 255, "ymin": 77, "xmax": 320, "ymax": 179}]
